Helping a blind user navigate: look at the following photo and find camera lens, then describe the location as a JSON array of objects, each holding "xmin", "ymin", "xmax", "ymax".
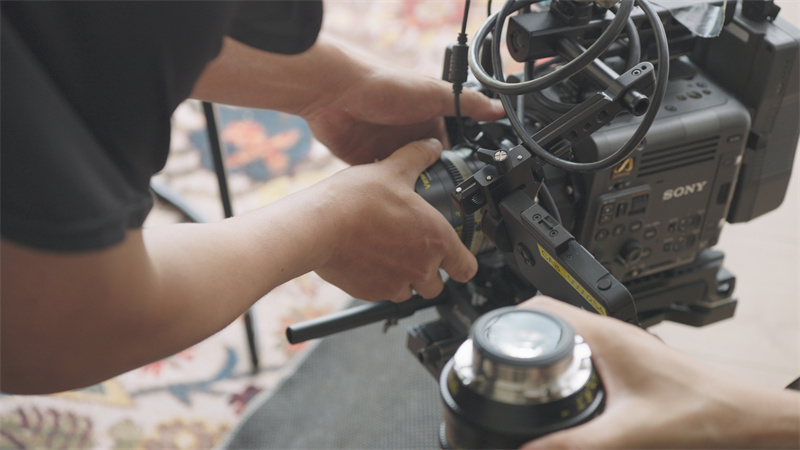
[
  {"xmin": 439, "ymin": 307, "xmax": 604, "ymax": 449},
  {"xmin": 483, "ymin": 311, "xmax": 562, "ymax": 358},
  {"xmin": 415, "ymin": 149, "xmax": 492, "ymax": 255}
]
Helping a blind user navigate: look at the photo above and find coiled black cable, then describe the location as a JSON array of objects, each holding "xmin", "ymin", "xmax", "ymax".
[{"xmin": 480, "ymin": 0, "xmax": 669, "ymax": 173}]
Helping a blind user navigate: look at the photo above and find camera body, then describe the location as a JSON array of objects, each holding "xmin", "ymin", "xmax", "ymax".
[
  {"xmin": 533, "ymin": 0, "xmax": 799, "ymax": 321},
  {"xmin": 285, "ymin": 1, "xmax": 799, "ymax": 446},
  {"xmin": 548, "ymin": 5, "xmax": 800, "ymax": 282},
  {"xmin": 409, "ymin": 0, "xmax": 799, "ymax": 375},
  {"xmin": 549, "ymin": 64, "xmax": 750, "ymax": 284}
]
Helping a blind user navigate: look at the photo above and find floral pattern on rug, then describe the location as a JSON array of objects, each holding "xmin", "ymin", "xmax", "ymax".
[{"xmin": 0, "ymin": 273, "xmax": 351, "ymax": 450}]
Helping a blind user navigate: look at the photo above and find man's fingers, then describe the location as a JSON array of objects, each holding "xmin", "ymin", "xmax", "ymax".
[
  {"xmin": 520, "ymin": 413, "xmax": 622, "ymax": 450},
  {"xmin": 517, "ymin": 296, "xmax": 661, "ymax": 369},
  {"xmin": 452, "ymin": 87, "xmax": 506, "ymax": 121},
  {"xmin": 518, "ymin": 296, "xmax": 590, "ymax": 320},
  {"xmin": 440, "ymin": 238, "xmax": 478, "ymax": 283},
  {"xmin": 411, "ymin": 274, "xmax": 445, "ymax": 299},
  {"xmin": 382, "ymin": 138, "xmax": 443, "ymax": 184},
  {"xmin": 427, "ymin": 79, "xmax": 505, "ymax": 121},
  {"xmin": 517, "ymin": 296, "xmax": 623, "ymax": 345},
  {"xmin": 388, "ymin": 284, "xmax": 414, "ymax": 303}
]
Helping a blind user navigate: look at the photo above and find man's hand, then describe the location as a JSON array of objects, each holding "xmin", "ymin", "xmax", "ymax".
[
  {"xmin": 192, "ymin": 36, "xmax": 506, "ymax": 166},
  {"xmin": 517, "ymin": 297, "xmax": 800, "ymax": 449},
  {"xmin": 313, "ymin": 138, "xmax": 477, "ymax": 302},
  {"xmin": 299, "ymin": 50, "xmax": 506, "ymax": 165}
]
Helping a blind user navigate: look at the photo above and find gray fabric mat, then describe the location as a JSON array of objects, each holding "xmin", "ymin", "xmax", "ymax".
[{"xmin": 222, "ymin": 305, "xmax": 444, "ymax": 449}]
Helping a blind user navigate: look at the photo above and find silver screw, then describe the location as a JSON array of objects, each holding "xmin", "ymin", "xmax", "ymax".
[
  {"xmin": 455, "ymin": 187, "xmax": 463, "ymax": 193},
  {"xmin": 494, "ymin": 150, "xmax": 508, "ymax": 162},
  {"xmin": 486, "ymin": 176, "xmax": 493, "ymax": 181}
]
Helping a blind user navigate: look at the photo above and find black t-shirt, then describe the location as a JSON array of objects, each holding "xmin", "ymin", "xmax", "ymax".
[{"xmin": 1, "ymin": 1, "xmax": 322, "ymax": 251}]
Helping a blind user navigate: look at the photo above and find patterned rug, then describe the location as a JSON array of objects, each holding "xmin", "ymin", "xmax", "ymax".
[{"xmin": 0, "ymin": 2, "xmax": 489, "ymax": 449}]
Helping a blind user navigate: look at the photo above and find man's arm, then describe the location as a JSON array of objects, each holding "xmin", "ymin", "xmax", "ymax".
[
  {"xmin": 1, "ymin": 140, "xmax": 476, "ymax": 394},
  {"xmin": 519, "ymin": 297, "xmax": 800, "ymax": 449},
  {"xmin": 190, "ymin": 35, "xmax": 358, "ymax": 118},
  {"xmin": 0, "ymin": 181, "xmax": 335, "ymax": 394},
  {"xmin": 2, "ymin": 28, "xmax": 504, "ymax": 394},
  {"xmin": 190, "ymin": 35, "xmax": 506, "ymax": 165}
]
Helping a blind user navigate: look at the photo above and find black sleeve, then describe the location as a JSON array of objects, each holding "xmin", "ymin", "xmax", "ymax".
[
  {"xmin": 0, "ymin": 1, "xmax": 323, "ymax": 252},
  {"xmin": 228, "ymin": 1, "xmax": 323, "ymax": 55},
  {"xmin": 0, "ymin": 12, "xmax": 155, "ymax": 251},
  {"xmin": 0, "ymin": 2, "xmax": 234, "ymax": 251}
]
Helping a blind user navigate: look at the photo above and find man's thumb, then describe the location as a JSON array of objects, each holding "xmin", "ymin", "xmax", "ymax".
[{"xmin": 384, "ymin": 138, "xmax": 443, "ymax": 183}]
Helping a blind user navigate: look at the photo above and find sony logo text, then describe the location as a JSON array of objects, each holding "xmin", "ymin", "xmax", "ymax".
[{"xmin": 662, "ymin": 181, "xmax": 708, "ymax": 201}]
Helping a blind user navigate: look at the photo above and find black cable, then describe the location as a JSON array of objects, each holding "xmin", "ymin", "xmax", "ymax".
[
  {"xmin": 470, "ymin": 0, "xmax": 634, "ymax": 95},
  {"xmin": 525, "ymin": 57, "xmax": 578, "ymax": 114},
  {"xmin": 459, "ymin": 0, "xmax": 470, "ymax": 35},
  {"xmin": 150, "ymin": 181, "xmax": 208, "ymax": 224},
  {"xmin": 452, "ymin": 0, "xmax": 480, "ymax": 148},
  {"xmin": 490, "ymin": 0, "xmax": 669, "ymax": 173},
  {"xmin": 538, "ymin": 183, "xmax": 562, "ymax": 224},
  {"xmin": 624, "ymin": 17, "xmax": 641, "ymax": 69},
  {"xmin": 529, "ymin": 17, "xmax": 642, "ymax": 117}
]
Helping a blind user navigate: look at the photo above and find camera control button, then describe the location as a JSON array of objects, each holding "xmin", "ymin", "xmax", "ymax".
[
  {"xmin": 597, "ymin": 278, "xmax": 613, "ymax": 290},
  {"xmin": 619, "ymin": 240, "xmax": 644, "ymax": 264},
  {"xmin": 678, "ymin": 215, "xmax": 700, "ymax": 232},
  {"xmin": 598, "ymin": 203, "xmax": 615, "ymax": 224}
]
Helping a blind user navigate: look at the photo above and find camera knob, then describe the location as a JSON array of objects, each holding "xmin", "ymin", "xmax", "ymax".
[
  {"xmin": 477, "ymin": 148, "xmax": 513, "ymax": 174},
  {"xmin": 618, "ymin": 240, "xmax": 643, "ymax": 265}
]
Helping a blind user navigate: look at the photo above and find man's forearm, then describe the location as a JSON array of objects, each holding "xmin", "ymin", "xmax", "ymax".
[
  {"xmin": 733, "ymin": 386, "xmax": 800, "ymax": 448},
  {"xmin": 0, "ymin": 186, "xmax": 343, "ymax": 394},
  {"xmin": 190, "ymin": 35, "xmax": 361, "ymax": 117}
]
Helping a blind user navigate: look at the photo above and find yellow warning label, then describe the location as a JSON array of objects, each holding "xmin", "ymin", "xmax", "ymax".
[{"xmin": 537, "ymin": 244, "xmax": 607, "ymax": 316}]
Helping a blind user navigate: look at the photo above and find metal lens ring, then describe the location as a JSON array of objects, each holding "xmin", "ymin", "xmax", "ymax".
[{"xmin": 440, "ymin": 307, "xmax": 604, "ymax": 448}]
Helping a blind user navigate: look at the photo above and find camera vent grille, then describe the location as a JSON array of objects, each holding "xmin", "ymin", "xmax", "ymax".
[{"xmin": 638, "ymin": 136, "xmax": 719, "ymax": 177}]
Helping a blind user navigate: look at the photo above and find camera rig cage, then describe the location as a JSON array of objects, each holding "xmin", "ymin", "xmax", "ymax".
[{"xmin": 287, "ymin": 0, "xmax": 799, "ymax": 379}]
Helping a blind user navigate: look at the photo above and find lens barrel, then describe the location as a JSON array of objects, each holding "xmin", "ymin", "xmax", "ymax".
[
  {"xmin": 439, "ymin": 307, "xmax": 604, "ymax": 449},
  {"xmin": 415, "ymin": 149, "xmax": 491, "ymax": 255}
]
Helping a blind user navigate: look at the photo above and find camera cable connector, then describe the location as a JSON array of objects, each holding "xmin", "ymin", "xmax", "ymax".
[{"xmin": 447, "ymin": 0, "xmax": 487, "ymax": 148}]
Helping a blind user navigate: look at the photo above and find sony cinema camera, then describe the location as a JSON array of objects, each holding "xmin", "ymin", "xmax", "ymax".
[{"xmin": 287, "ymin": 0, "xmax": 799, "ymax": 446}]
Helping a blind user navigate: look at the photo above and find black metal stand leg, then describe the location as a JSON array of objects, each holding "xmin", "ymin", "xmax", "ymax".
[
  {"xmin": 150, "ymin": 178, "xmax": 261, "ymax": 374},
  {"xmin": 203, "ymin": 101, "xmax": 260, "ymax": 374}
]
